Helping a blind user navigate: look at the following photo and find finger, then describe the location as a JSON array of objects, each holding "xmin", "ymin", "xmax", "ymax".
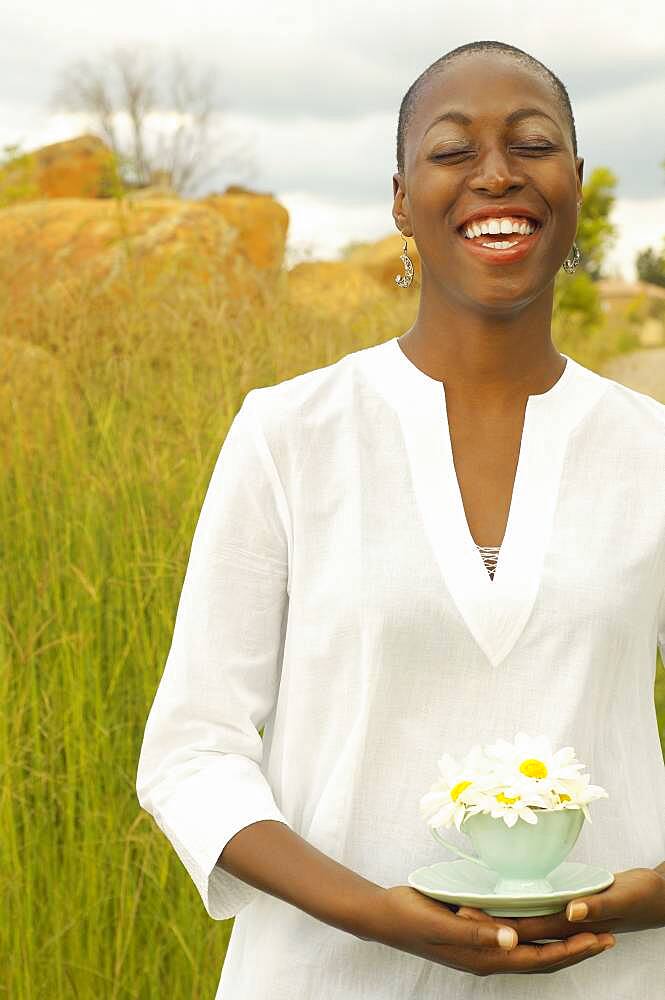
[
  {"xmin": 452, "ymin": 903, "xmax": 609, "ymax": 948},
  {"xmin": 566, "ymin": 899, "xmax": 590, "ymax": 921},
  {"xmin": 503, "ymin": 932, "xmax": 616, "ymax": 975},
  {"xmin": 436, "ymin": 931, "xmax": 615, "ymax": 977},
  {"xmin": 456, "ymin": 907, "xmax": 494, "ymax": 920},
  {"xmin": 523, "ymin": 935, "xmax": 616, "ymax": 975},
  {"xmin": 437, "ymin": 911, "xmax": 520, "ymax": 951},
  {"xmin": 566, "ymin": 895, "xmax": 616, "ymax": 923},
  {"xmin": 456, "ymin": 907, "xmax": 526, "ymax": 937},
  {"xmin": 501, "ymin": 911, "xmax": 570, "ymax": 942},
  {"xmin": 566, "ymin": 880, "xmax": 620, "ymax": 922}
]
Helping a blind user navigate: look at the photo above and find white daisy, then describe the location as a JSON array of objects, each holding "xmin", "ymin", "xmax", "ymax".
[
  {"xmin": 421, "ymin": 733, "xmax": 609, "ymax": 834},
  {"xmin": 420, "ymin": 752, "xmax": 486, "ymax": 832}
]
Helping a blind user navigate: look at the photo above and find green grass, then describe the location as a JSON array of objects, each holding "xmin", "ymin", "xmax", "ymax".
[{"xmin": 1, "ymin": 255, "xmax": 663, "ymax": 998}]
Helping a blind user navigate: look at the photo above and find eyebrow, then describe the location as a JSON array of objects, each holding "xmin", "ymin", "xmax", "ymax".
[{"xmin": 423, "ymin": 106, "xmax": 558, "ymax": 137}]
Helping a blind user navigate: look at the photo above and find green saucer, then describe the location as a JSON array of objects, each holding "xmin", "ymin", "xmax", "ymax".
[{"xmin": 408, "ymin": 859, "xmax": 614, "ymax": 917}]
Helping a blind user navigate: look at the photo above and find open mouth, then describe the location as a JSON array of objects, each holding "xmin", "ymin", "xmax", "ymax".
[{"xmin": 455, "ymin": 218, "xmax": 544, "ymax": 264}]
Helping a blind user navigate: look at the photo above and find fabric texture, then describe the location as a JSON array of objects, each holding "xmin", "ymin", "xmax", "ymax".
[{"xmin": 136, "ymin": 336, "xmax": 665, "ymax": 999}]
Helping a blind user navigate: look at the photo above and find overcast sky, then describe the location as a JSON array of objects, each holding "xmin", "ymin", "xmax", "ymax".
[{"xmin": 2, "ymin": 1, "xmax": 665, "ymax": 279}]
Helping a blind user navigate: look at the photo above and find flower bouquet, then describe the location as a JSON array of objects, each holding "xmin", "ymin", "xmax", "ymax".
[{"xmin": 420, "ymin": 732, "xmax": 609, "ymax": 894}]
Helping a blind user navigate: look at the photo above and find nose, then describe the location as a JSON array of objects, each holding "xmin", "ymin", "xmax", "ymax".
[{"xmin": 467, "ymin": 142, "xmax": 526, "ymax": 197}]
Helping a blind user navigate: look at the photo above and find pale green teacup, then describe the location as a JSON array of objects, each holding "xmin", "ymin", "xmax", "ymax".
[{"xmin": 430, "ymin": 807, "xmax": 585, "ymax": 895}]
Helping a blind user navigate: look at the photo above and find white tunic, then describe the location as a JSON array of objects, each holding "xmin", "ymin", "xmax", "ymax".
[{"xmin": 136, "ymin": 336, "xmax": 665, "ymax": 999}]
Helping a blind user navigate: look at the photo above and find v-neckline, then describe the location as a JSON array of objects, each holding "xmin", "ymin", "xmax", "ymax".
[{"xmin": 367, "ymin": 335, "xmax": 607, "ymax": 667}]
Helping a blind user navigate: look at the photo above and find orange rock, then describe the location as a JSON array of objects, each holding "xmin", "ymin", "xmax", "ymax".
[
  {"xmin": 0, "ymin": 189, "xmax": 289, "ymax": 327},
  {"xmin": 203, "ymin": 190, "xmax": 289, "ymax": 274},
  {"xmin": 0, "ymin": 134, "xmax": 120, "ymax": 202}
]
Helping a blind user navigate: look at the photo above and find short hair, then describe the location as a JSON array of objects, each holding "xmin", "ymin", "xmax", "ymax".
[{"xmin": 395, "ymin": 40, "xmax": 577, "ymax": 175}]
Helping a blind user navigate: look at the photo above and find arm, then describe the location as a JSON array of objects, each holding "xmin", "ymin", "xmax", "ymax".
[
  {"xmin": 217, "ymin": 819, "xmax": 386, "ymax": 939},
  {"xmin": 657, "ymin": 587, "xmax": 665, "ymax": 883},
  {"xmin": 136, "ymin": 389, "xmax": 295, "ymax": 920}
]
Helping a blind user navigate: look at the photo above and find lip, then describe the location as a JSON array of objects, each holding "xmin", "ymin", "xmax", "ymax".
[
  {"xmin": 457, "ymin": 205, "xmax": 544, "ymax": 229},
  {"xmin": 456, "ymin": 223, "xmax": 544, "ymax": 265}
]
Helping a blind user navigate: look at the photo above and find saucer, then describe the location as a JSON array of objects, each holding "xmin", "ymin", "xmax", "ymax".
[{"xmin": 408, "ymin": 859, "xmax": 614, "ymax": 916}]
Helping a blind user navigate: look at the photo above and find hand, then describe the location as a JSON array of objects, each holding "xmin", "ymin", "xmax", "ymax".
[
  {"xmin": 369, "ymin": 885, "xmax": 616, "ymax": 977},
  {"xmin": 455, "ymin": 867, "xmax": 665, "ymax": 945}
]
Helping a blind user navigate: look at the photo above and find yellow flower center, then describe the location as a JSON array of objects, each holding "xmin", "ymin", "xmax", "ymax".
[
  {"xmin": 496, "ymin": 791, "xmax": 521, "ymax": 805},
  {"xmin": 559, "ymin": 793, "xmax": 571, "ymax": 802},
  {"xmin": 519, "ymin": 758, "xmax": 548, "ymax": 779},
  {"xmin": 451, "ymin": 780, "xmax": 472, "ymax": 801}
]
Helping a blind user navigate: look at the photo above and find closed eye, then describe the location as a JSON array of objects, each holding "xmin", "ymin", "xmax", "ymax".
[{"xmin": 432, "ymin": 145, "xmax": 556, "ymax": 160}]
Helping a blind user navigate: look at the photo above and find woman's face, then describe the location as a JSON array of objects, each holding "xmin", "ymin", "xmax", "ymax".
[{"xmin": 393, "ymin": 53, "xmax": 585, "ymax": 311}]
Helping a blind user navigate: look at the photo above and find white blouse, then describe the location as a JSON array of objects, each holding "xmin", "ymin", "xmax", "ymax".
[{"xmin": 136, "ymin": 336, "xmax": 665, "ymax": 999}]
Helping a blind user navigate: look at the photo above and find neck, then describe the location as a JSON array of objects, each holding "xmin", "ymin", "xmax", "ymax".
[{"xmin": 402, "ymin": 271, "xmax": 563, "ymax": 405}]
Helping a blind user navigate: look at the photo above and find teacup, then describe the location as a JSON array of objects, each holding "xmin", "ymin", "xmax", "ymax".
[{"xmin": 430, "ymin": 807, "xmax": 585, "ymax": 894}]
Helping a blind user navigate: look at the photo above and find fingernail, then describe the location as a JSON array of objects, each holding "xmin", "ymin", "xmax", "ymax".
[
  {"xmin": 497, "ymin": 927, "xmax": 517, "ymax": 949},
  {"xmin": 568, "ymin": 902, "xmax": 588, "ymax": 921}
]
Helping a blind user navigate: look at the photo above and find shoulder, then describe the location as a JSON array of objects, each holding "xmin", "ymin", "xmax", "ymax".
[
  {"xmin": 240, "ymin": 341, "xmax": 385, "ymax": 442},
  {"xmin": 599, "ymin": 375, "xmax": 665, "ymax": 439},
  {"xmin": 571, "ymin": 357, "xmax": 665, "ymax": 451}
]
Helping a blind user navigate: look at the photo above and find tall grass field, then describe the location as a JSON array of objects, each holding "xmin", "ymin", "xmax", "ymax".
[{"xmin": 2, "ymin": 247, "xmax": 663, "ymax": 998}]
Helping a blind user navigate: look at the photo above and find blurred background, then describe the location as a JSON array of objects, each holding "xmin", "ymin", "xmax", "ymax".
[{"xmin": 2, "ymin": 2, "xmax": 665, "ymax": 997}]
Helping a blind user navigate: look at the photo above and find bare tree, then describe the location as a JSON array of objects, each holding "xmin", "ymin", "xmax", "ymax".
[{"xmin": 50, "ymin": 43, "xmax": 256, "ymax": 196}]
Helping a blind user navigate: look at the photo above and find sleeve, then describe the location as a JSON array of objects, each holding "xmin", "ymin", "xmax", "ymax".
[
  {"xmin": 659, "ymin": 578, "xmax": 665, "ymax": 666},
  {"xmin": 135, "ymin": 388, "xmax": 293, "ymax": 921}
]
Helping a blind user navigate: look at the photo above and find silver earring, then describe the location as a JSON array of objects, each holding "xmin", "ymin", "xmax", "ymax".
[
  {"xmin": 562, "ymin": 243, "xmax": 581, "ymax": 274},
  {"xmin": 562, "ymin": 201, "xmax": 583, "ymax": 273},
  {"xmin": 395, "ymin": 232, "xmax": 414, "ymax": 288}
]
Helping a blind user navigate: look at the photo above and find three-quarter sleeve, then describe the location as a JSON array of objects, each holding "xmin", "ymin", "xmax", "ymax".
[
  {"xmin": 659, "ymin": 577, "xmax": 665, "ymax": 665},
  {"xmin": 135, "ymin": 388, "xmax": 292, "ymax": 921}
]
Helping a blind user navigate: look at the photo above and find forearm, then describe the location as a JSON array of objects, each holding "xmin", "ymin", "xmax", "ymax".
[{"xmin": 217, "ymin": 819, "xmax": 386, "ymax": 939}]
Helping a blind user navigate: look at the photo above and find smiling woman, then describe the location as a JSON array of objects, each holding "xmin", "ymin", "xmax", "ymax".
[
  {"xmin": 135, "ymin": 39, "xmax": 665, "ymax": 1000},
  {"xmin": 393, "ymin": 41, "xmax": 583, "ymax": 311}
]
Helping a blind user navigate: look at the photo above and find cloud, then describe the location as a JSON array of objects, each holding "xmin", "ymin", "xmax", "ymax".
[{"xmin": 0, "ymin": 0, "xmax": 663, "ymax": 278}]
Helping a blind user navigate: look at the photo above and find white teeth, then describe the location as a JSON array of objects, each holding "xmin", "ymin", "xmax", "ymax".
[
  {"xmin": 480, "ymin": 240, "xmax": 519, "ymax": 249},
  {"xmin": 463, "ymin": 217, "xmax": 537, "ymax": 239}
]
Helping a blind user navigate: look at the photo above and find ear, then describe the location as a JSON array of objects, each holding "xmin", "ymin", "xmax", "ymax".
[
  {"xmin": 576, "ymin": 157, "xmax": 584, "ymax": 202},
  {"xmin": 392, "ymin": 172, "xmax": 410, "ymax": 234}
]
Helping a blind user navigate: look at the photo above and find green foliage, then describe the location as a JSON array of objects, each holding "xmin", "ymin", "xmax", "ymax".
[
  {"xmin": 554, "ymin": 269, "xmax": 602, "ymax": 326},
  {"xmin": 636, "ymin": 244, "xmax": 665, "ymax": 288},
  {"xmin": 0, "ymin": 143, "xmax": 40, "ymax": 207},
  {"xmin": 98, "ymin": 148, "xmax": 132, "ymax": 200},
  {"xmin": 576, "ymin": 166, "xmax": 618, "ymax": 282},
  {"xmin": 657, "ymin": 650, "xmax": 665, "ymax": 751},
  {"xmin": 552, "ymin": 268, "xmax": 603, "ymax": 361},
  {"xmin": 550, "ymin": 166, "xmax": 621, "ymax": 360}
]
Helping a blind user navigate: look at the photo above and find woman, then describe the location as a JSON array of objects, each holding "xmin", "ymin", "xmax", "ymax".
[{"xmin": 136, "ymin": 40, "xmax": 665, "ymax": 998}]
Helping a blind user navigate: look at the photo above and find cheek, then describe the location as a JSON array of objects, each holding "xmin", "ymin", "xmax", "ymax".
[
  {"xmin": 410, "ymin": 184, "xmax": 451, "ymax": 227},
  {"xmin": 408, "ymin": 177, "xmax": 455, "ymax": 247}
]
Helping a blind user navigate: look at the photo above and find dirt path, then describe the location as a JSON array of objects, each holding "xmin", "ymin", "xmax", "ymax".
[{"xmin": 600, "ymin": 346, "xmax": 665, "ymax": 404}]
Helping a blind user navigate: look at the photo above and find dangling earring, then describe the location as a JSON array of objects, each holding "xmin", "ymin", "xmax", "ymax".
[
  {"xmin": 395, "ymin": 231, "xmax": 414, "ymax": 288},
  {"xmin": 562, "ymin": 243, "xmax": 581, "ymax": 274},
  {"xmin": 562, "ymin": 200, "xmax": 583, "ymax": 274}
]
